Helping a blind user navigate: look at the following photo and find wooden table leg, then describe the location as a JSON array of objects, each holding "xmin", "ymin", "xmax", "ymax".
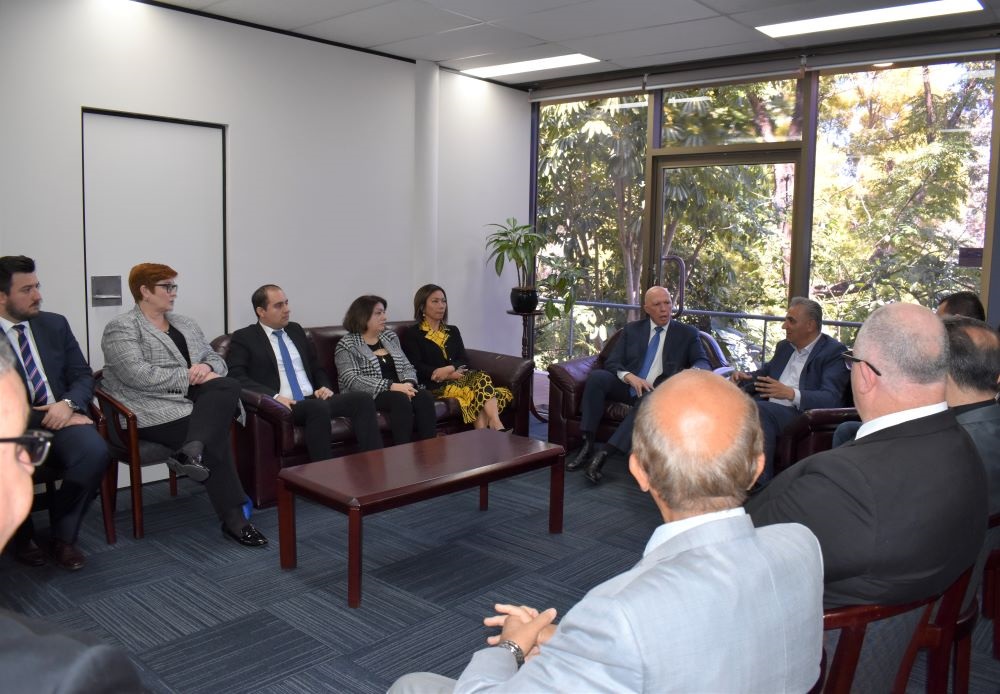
[
  {"xmin": 549, "ymin": 452, "xmax": 564, "ymax": 533},
  {"xmin": 479, "ymin": 483, "xmax": 488, "ymax": 511},
  {"xmin": 347, "ymin": 506, "xmax": 362, "ymax": 608},
  {"xmin": 277, "ymin": 479, "xmax": 297, "ymax": 569}
]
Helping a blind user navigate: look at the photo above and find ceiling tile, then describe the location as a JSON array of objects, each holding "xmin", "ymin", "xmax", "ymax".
[
  {"xmin": 612, "ymin": 37, "xmax": 782, "ymax": 68},
  {"xmin": 301, "ymin": 0, "xmax": 478, "ymax": 47},
  {"xmin": 420, "ymin": 0, "xmax": 591, "ymax": 22},
  {"xmin": 193, "ymin": 0, "xmax": 391, "ymax": 30},
  {"xmin": 495, "ymin": 0, "xmax": 717, "ymax": 42},
  {"xmin": 440, "ymin": 42, "xmax": 581, "ymax": 70},
  {"xmin": 562, "ymin": 15, "xmax": 765, "ymax": 61},
  {"xmin": 375, "ymin": 23, "xmax": 545, "ymax": 62}
]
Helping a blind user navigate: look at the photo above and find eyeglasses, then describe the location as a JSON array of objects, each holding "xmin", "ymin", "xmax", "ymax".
[
  {"xmin": 155, "ymin": 283, "xmax": 179, "ymax": 294},
  {"xmin": 0, "ymin": 430, "xmax": 53, "ymax": 466},
  {"xmin": 842, "ymin": 350, "xmax": 882, "ymax": 377}
]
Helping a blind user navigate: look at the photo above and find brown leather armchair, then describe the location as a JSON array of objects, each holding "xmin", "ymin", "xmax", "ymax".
[{"xmin": 212, "ymin": 321, "xmax": 533, "ymax": 508}]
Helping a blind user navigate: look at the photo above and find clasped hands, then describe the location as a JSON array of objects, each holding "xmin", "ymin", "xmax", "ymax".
[
  {"xmin": 483, "ymin": 603, "xmax": 558, "ymax": 662},
  {"xmin": 730, "ymin": 372, "xmax": 795, "ymax": 401},
  {"xmin": 188, "ymin": 363, "xmax": 220, "ymax": 386},
  {"xmin": 275, "ymin": 387, "xmax": 335, "ymax": 409},
  {"xmin": 430, "ymin": 365, "xmax": 468, "ymax": 383},
  {"xmin": 389, "ymin": 381, "xmax": 420, "ymax": 399}
]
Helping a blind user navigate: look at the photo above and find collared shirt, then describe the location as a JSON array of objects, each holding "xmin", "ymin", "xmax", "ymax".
[
  {"xmin": 643, "ymin": 507, "xmax": 746, "ymax": 557},
  {"xmin": 771, "ymin": 334, "xmax": 822, "ymax": 408},
  {"xmin": 619, "ymin": 319, "xmax": 670, "ymax": 385},
  {"xmin": 0, "ymin": 316, "xmax": 53, "ymax": 404},
  {"xmin": 856, "ymin": 402, "xmax": 949, "ymax": 441},
  {"xmin": 260, "ymin": 323, "xmax": 314, "ymax": 399}
]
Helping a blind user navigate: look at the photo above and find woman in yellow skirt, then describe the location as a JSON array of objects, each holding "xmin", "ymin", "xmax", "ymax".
[{"xmin": 401, "ymin": 284, "xmax": 512, "ymax": 430}]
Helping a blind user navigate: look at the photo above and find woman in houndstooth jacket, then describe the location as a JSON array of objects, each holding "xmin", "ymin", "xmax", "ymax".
[
  {"xmin": 101, "ymin": 263, "xmax": 266, "ymax": 547},
  {"xmin": 335, "ymin": 295, "xmax": 436, "ymax": 445}
]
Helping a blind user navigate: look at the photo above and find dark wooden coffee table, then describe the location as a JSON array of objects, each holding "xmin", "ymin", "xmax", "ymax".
[{"xmin": 276, "ymin": 429, "xmax": 565, "ymax": 607}]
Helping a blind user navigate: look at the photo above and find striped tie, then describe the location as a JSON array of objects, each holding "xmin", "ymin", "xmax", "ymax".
[{"xmin": 13, "ymin": 324, "xmax": 46, "ymax": 406}]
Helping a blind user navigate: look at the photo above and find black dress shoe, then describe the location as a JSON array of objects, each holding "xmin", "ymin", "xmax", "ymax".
[
  {"xmin": 566, "ymin": 440, "xmax": 594, "ymax": 471},
  {"xmin": 222, "ymin": 523, "xmax": 268, "ymax": 547},
  {"xmin": 11, "ymin": 538, "xmax": 45, "ymax": 567},
  {"xmin": 50, "ymin": 540, "xmax": 85, "ymax": 571},
  {"xmin": 585, "ymin": 450, "xmax": 610, "ymax": 484},
  {"xmin": 166, "ymin": 450, "xmax": 210, "ymax": 483}
]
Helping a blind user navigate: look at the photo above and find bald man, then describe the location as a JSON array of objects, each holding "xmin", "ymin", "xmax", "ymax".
[
  {"xmin": 748, "ymin": 303, "xmax": 987, "ymax": 608},
  {"xmin": 568, "ymin": 286, "xmax": 711, "ymax": 484},
  {"xmin": 390, "ymin": 371, "xmax": 823, "ymax": 693},
  {"xmin": 0, "ymin": 340, "xmax": 143, "ymax": 692}
]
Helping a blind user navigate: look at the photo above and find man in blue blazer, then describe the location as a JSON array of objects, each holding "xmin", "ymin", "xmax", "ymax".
[
  {"xmin": 0, "ymin": 256, "xmax": 110, "ymax": 570},
  {"xmin": 389, "ymin": 370, "xmax": 824, "ymax": 693},
  {"xmin": 568, "ymin": 286, "xmax": 711, "ymax": 484},
  {"xmin": 731, "ymin": 297, "xmax": 849, "ymax": 484}
]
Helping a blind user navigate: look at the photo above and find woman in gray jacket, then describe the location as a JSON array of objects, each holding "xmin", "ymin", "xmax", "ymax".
[
  {"xmin": 335, "ymin": 295, "xmax": 436, "ymax": 445},
  {"xmin": 101, "ymin": 263, "xmax": 266, "ymax": 547}
]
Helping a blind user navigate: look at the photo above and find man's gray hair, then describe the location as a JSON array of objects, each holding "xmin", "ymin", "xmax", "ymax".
[
  {"xmin": 632, "ymin": 387, "xmax": 762, "ymax": 513},
  {"xmin": 789, "ymin": 296, "xmax": 822, "ymax": 327},
  {"xmin": 0, "ymin": 338, "xmax": 15, "ymax": 377},
  {"xmin": 855, "ymin": 304, "xmax": 948, "ymax": 384}
]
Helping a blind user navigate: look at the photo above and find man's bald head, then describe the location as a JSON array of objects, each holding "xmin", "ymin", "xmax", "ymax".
[
  {"xmin": 643, "ymin": 286, "xmax": 673, "ymax": 327},
  {"xmin": 854, "ymin": 303, "xmax": 948, "ymax": 385},
  {"xmin": 632, "ymin": 370, "xmax": 762, "ymax": 515}
]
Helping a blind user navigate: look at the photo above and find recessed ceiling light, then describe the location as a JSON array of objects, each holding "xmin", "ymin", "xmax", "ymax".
[
  {"xmin": 872, "ymin": 62, "xmax": 895, "ymax": 68},
  {"xmin": 462, "ymin": 54, "xmax": 599, "ymax": 79},
  {"xmin": 756, "ymin": 0, "xmax": 983, "ymax": 38}
]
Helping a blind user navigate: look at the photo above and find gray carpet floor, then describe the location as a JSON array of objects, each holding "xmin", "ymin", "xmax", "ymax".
[{"xmin": 2, "ymin": 417, "xmax": 999, "ymax": 693}]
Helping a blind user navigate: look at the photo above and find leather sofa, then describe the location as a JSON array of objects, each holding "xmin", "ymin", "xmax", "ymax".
[
  {"xmin": 212, "ymin": 321, "xmax": 533, "ymax": 507},
  {"xmin": 546, "ymin": 327, "xmax": 728, "ymax": 450}
]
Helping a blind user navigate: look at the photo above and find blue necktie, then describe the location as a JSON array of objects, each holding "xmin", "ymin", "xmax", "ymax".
[
  {"xmin": 273, "ymin": 329, "xmax": 304, "ymax": 401},
  {"xmin": 632, "ymin": 326, "xmax": 664, "ymax": 397},
  {"xmin": 13, "ymin": 324, "xmax": 47, "ymax": 406}
]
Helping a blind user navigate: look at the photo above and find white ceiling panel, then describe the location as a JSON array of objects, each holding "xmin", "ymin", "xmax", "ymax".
[
  {"xmin": 562, "ymin": 16, "xmax": 766, "ymax": 61},
  {"xmin": 494, "ymin": 0, "xmax": 718, "ymax": 43},
  {"xmin": 301, "ymin": 0, "xmax": 477, "ymax": 47},
  {"xmin": 420, "ymin": 0, "xmax": 591, "ymax": 23},
  {"xmin": 612, "ymin": 37, "xmax": 783, "ymax": 68},
  {"xmin": 197, "ymin": 0, "xmax": 390, "ymax": 30},
  {"xmin": 374, "ymin": 23, "xmax": 545, "ymax": 62}
]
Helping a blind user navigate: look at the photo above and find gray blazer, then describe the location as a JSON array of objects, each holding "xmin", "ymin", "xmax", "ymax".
[
  {"xmin": 101, "ymin": 305, "xmax": 228, "ymax": 428},
  {"xmin": 335, "ymin": 330, "xmax": 417, "ymax": 397},
  {"xmin": 453, "ymin": 515, "xmax": 824, "ymax": 693}
]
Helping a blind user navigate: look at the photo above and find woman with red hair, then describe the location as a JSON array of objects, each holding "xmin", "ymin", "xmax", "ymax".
[{"xmin": 101, "ymin": 263, "xmax": 265, "ymax": 547}]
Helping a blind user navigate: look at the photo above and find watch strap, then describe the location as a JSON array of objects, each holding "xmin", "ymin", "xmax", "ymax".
[{"xmin": 496, "ymin": 639, "xmax": 525, "ymax": 667}]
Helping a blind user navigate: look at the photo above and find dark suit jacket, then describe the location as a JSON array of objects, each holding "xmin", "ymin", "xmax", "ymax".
[
  {"xmin": 603, "ymin": 318, "xmax": 710, "ymax": 382},
  {"xmin": 400, "ymin": 323, "xmax": 470, "ymax": 388},
  {"xmin": 0, "ymin": 608, "xmax": 144, "ymax": 693},
  {"xmin": 13, "ymin": 312, "xmax": 95, "ymax": 423},
  {"xmin": 956, "ymin": 402, "xmax": 1000, "ymax": 516},
  {"xmin": 751, "ymin": 333, "xmax": 849, "ymax": 411},
  {"xmin": 747, "ymin": 409, "xmax": 987, "ymax": 608},
  {"xmin": 225, "ymin": 322, "xmax": 331, "ymax": 396}
]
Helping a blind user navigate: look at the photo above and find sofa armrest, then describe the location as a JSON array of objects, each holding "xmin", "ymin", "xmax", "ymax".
[
  {"xmin": 466, "ymin": 349, "xmax": 533, "ymax": 436},
  {"xmin": 547, "ymin": 355, "xmax": 598, "ymax": 421},
  {"xmin": 238, "ymin": 389, "xmax": 296, "ymax": 454}
]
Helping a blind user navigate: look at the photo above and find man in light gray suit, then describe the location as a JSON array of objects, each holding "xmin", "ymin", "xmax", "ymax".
[{"xmin": 389, "ymin": 370, "xmax": 824, "ymax": 693}]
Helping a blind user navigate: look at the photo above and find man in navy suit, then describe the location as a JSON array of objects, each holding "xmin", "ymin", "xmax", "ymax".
[
  {"xmin": 731, "ymin": 297, "xmax": 849, "ymax": 484},
  {"xmin": 226, "ymin": 284, "xmax": 382, "ymax": 461},
  {"xmin": 0, "ymin": 256, "xmax": 110, "ymax": 570},
  {"xmin": 567, "ymin": 286, "xmax": 711, "ymax": 484}
]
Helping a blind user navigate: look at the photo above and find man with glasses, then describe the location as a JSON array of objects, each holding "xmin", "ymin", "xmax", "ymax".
[
  {"xmin": 0, "ymin": 255, "xmax": 110, "ymax": 570},
  {"xmin": 747, "ymin": 302, "xmax": 986, "ymax": 609},
  {"xmin": 730, "ymin": 297, "xmax": 849, "ymax": 485},
  {"xmin": 0, "ymin": 338, "xmax": 143, "ymax": 690}
]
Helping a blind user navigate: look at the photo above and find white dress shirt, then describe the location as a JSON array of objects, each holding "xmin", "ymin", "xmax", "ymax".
[
  {"xmin": 1, "ymin": 316, "xmax": 53, "ymax": 404},
  {"xmin": 855, "ymin": 402, "xmax": 949, "ymax": 440},
  {"xmin": 771, "ymin": 334, "xmax": 822, "ymax": 408},
  {"xmin": 619, "ymin": 319, "xmax": 670, "ymax": 385},
  {"xmin": 260, "ymin": 323, "xmax": 314, "ymax": 399},
  {"xmin": 643, "ymin": 507, "xmax": 747, "ymax": 556}
]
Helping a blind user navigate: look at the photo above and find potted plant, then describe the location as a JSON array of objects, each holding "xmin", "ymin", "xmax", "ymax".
[{"xmin": 485, "ymin": 217, "xmax": 546, "ymax": 313}]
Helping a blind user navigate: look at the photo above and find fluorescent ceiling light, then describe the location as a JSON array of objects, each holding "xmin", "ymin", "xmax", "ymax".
[
  {"xmin": 462, "ymin": 53, "xmax": 599, "ymax": 78},
  {"xmin": 667, "ymin": 96, "xmax": 712, "ymax": 104},
  {"xmin": 756, "ymin": 0, "xmax": 983, "ymax": 38}
]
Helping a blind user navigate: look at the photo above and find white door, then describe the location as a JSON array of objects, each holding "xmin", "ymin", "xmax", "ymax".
[{"xmin": 82, "ymin": 111, "xmax": 226, "ymax": 368}]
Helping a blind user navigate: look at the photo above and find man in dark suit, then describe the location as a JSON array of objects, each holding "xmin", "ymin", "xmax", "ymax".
[
  {"xmin": 0, "ymin": 256, "xmax": 110, "ymax": 571},
  {"xmin": 942, "ymin": 315, "xmax": 1000, "ymax": 515},
  {"xmin": 747, "ymin": 302, "xmax": 987, "ymax": 609},
  {"xmin": 226, "ymin": 284, "xmax": 382, "ymax": 461},
  {"xmin": 731, "ymin": 297, "xmax": 849, "ymax": 484},
  {"xmin": 0, "ymin": 338, "xmax": 144, "ymax": 692},
  {"xmin": 567, "ymin": 286, "xmax": 710, "ymax": 484}
]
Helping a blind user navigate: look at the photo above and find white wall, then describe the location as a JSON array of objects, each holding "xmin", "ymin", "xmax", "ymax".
[{"xmin": 0, "ymin": 0, "xmax": 528, "ymax": 356}]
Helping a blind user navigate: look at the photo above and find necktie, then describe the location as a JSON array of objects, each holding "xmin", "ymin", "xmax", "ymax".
[
  {"xmin": 13, "ymin": 324, "xmax": 46, "ymax": 406},
  {"xmin": 273, "ymin": 330, "xmax": 304, "ymax": 401},
  {"xmin": 632, "ymin": 326, "xmax": 664, "ymax": 397}
]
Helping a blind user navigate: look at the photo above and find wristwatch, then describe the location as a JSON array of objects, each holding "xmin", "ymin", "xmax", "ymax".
[
  {"xmin": 496, "ymin": 639, "xmax": 525, "ymax": 667},
  {"xmin": 61, "ymin": 398, "xmax": 78, "ymax": 412}
]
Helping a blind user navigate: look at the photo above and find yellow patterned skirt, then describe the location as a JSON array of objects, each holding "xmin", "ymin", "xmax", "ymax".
[{"xmin": 435, "ymin": 370, "xmax": 513, "ymax": 425}]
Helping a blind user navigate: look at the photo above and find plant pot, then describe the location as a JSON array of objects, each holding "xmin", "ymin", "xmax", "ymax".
[{"xmin": 509, "ymin": 287, "xmax": 539, "ymax": 313}]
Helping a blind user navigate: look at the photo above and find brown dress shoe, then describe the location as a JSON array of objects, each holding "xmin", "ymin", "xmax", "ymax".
[
  {"xmin": 50, "ymin": 540, "xmax": 85, "ymax": 571},
  {"xmin": 12, "ymin": 538, "xmax": 46, "ymax": 567}
]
